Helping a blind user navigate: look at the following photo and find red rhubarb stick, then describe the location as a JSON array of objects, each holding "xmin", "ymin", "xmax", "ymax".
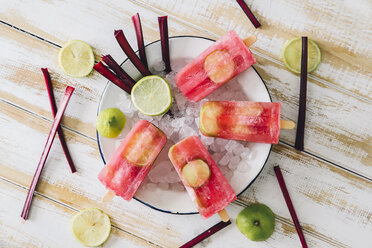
[
  {"xmin": 102, "ymin": 55, "xmax": 136, "ymax": 88},
  {"xmin": 274, "ymin": 166, "xmax": 308, "ymax": 248},
  {"xmin": 114, "ymin": 29, "xmax": 151, "ymax": 76},
  {"xmin": 236, "ymin": 0, "xmax": 261, "ymax": 28},
  {"xmin": 41, "ymin": 68, "xmax": 76, "ymax": 173},
  {"xmin": 295, "ymin": 36, "xmax": 308, "ymax": 151},
  {"xmin": 132, "ymin": 13, "xmax": 149, "ymax": 70},
  {"xmin": 21, "ymin": 86, "xmax": 75, "ymax": 220},
  {"xmin": 94, "ymin": 61, "xmax": 132, "ymax": 94},
  {"xmin": 158, "ymin": 16, "xmax": 171, "ymax": 73},
  {"xmin": 180, "ymin": 220, "xmax": 231, "ymax": 248}
]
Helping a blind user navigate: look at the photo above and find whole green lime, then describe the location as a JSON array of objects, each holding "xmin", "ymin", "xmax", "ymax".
[
  {"xmin": 237, "ymin": 203, "xmax": 275, "ymax": 241},
  {"xmin": 96, "ymin": 108, "xmax": 126, "ymax": 138}
]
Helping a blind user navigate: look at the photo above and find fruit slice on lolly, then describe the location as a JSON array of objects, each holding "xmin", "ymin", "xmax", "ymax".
[
  {"xmin": 182, "ymin": 159, "xmax": 211, "ymax": 188},
  {"xmin": 199, "ymin": 101, "xmax": 224, "ymax": 136},
  {"xmin": 203, "ymin": 50, "xmax": 236, "ymax": 84}
]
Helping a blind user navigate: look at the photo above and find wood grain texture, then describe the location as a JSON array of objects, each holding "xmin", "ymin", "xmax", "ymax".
[
  {"xmin": 0, "ymin": 180, "xmax": 159, "ymax": 248},
  {"xmin": 0, "ymin": 17, "xmax": 370, "ymax": 178},
  {"xmin": 136, "ymin": 0, "xmax": 372, "ymax": 100},
  {"xmin": 0, "ymin": 0, "xmax": 371, "ymax": 247},
  {"xmin": 1, "ymin": 89, "xmax": 371, "ymax": 247}
]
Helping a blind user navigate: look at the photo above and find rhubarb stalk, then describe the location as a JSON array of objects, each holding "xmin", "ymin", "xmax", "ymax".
[
  {"xmin": 158, "ymin": 16, "xmax": 171, "ymax": 73},
  {"xmin": 114, "ymin": 29, "xmax": 151, "ymax": 76},
  {"xmin": 236, "ymin": 0, "xmax": 261, "ymax": 28},
  {"xmin": 94, "ymin": 61, "xmax": 132, "ymax": 94},
  {"xmin": 102, "ymin": 55, "xmax": 135, "ymax": 88},
  {"xmin": 41, "ymin": 68, "xmax": 76, "ymax": 173},
  {"xmin": 180, "ymin": 220, "xmax": 231, "ymax": 248},
  {"xmin": 132, "ymin": 13, "xmax": 149, "ymax": 70},
  {"xmin": 295, "ymin": 36, "xmax": 308, "ymax": 151},
  {"xmin": 21, "ymin": 86, "xmax": 75, "ymax": 220},
  {"xmin": 274, "ymin": 166, "xmax": 308, "ymax": 248}
]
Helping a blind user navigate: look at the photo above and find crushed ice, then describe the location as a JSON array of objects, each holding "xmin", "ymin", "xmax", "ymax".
[{"xmin": 114, "ymin": 58, "xmax": 255, "ymax": 192}]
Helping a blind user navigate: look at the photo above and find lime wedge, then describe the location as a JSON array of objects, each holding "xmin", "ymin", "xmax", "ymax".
[
  {"xmin": 131, "ymin": 75, "xmax": 172, "ymax": 116},
  {"xmin": 58, "ymin": 40, "xmax": 95, "ymax": 77},
  {"xmin": 282, "ymin": 37, "xmax": 321, "ymax": 74},
  {"xmin": 96, "ymin": 108, "xmax": 126, "ymax": 138},
  {"xmin": 71, "ymin": 208, "xmax": 111, "ymax": 247}
]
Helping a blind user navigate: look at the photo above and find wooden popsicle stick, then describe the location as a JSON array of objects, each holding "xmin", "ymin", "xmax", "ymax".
[
  {"xmin": 103, "ymin": 191, "xmax": 115, "ymax": 203},
  {"xmin": 281, "ymin": 120, "xmax": 295, "ymax": 129},
  {"xmin": 243, "ymin": 35, "xmax": 257, "ymax": 48},
  {"xmin": 218, "ymin": 209, "xmax": 230, "ymax": 222}
]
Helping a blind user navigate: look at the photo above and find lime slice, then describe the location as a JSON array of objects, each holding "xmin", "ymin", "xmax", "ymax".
[
  {"xmin": 182, "ymin": 159, "xmax": 211, "ymax": 188},
  {"xmin": 71, "ymin": 208, "xmax": 111, "ymax": 247},
  {"xmin": 282, "ymin": 37, "xmax": 321, "ymax": 74},
  {"xmin": 96, "ymin": 108, "xmax": 126, "ymax": 138},
  {"xmin": 58, "ymin": 40, "xmax": 95, "ymax": 77},
  {"xmin": 131, "ymin": 75, "xmax": 172, "ymax": 116}
]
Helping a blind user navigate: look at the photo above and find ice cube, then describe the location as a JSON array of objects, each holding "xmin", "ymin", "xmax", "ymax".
[
  {"xmin": 212, "ymin": 152, "xmax": 224, "ymax": 163},
  {"xmin": 228, "ymin": 155, "xmax": 240, "ymax": 170},
  {"xmin": 179, "ymin": 125, "xmax": 197, "ymax": 140},
  {"xmin": 219, "ymin": 154, "xmax": 230, "ymax": 166},
  {"xmin": 158, "ymin": 182, "xmax": 169, "ymax": 190},
  {"xmin": 247, "ymin": 150, "xmax": 256, "ymax": 161},
  {"xmin": 237, "ymin": 161, "xmax": 250, "ymax": 173},
  {"xmin": 185, "ymin": 116, "xmax": 194, "ymax": 125},
  {"xmin": 233, "ymin": 143, "xmax": 246, "ymax": 156},
  {"xmin": 240, "ymin": 148, "xmax": 251, "ymax": 160},
  {"xmin": 216, "ymin": 138, "xmax": 229, "ymax": 146},
  {"xmin": 200, "ymin": 135, "xmax": 214, "ymax": 146},
  {"xmin": 146, "ymin": 183, "xmax": 157, "ymax": 192},
  {"xmin": 194, "ymin": 117, "xmax": 200, "ymax": 126},
  {"xmin": 148, "ymin": 161, "xmax": 172, "ymax": 183},
  {"xmin": 167, "ymin": 170, "xmax": 181, "ymax": 183},
  {"xmin": 153, "ymin": 60, "xmax": 166, "ymax": 72},
  {"xmin": 172, "ymin": 182, "xmax": 185, "ymax": 191}
]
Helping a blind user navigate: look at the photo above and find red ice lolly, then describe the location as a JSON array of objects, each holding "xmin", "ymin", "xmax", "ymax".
[
  {"xmin": 98, "ymin": 120, "xmax": 167, "ymax": 201},
  {"xmin": 175, "ymin": 30, "xmax": 256, "ymax": 102},
  {"xmin": 200, "ymin": 101, "xmax": 282, "ymax": 144},
  {"xmin": 168, "ymin": 136, "xmax": 237, "ymax": 219}
]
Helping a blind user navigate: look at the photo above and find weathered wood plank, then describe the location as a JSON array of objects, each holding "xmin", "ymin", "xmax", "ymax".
[
  {"xmin": 1, "ymin": 90, "xmax": 371, "ymax": 247},
  {"xmin": 135, "ymin": 0, "xmax": 372, "ymax": 100},
  {"xmin": 0, "ymin": 21, "xmax": 370, "ymax": 178},
  {"xmin": 0, "ymin": 180, "xmax": 159, "ymax": 248}
]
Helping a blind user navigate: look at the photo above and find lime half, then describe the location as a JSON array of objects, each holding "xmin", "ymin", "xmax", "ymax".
[
  {"xmin": 58, "ymin": 40, "xmax": 95, "ymax": 77},
  {"xmin": 282, "ymin": 37, "xmax": 321, "ymax": 74},
  {"xmin": 131, "ymin": 75, "xmax": 172, "ymax": 116},
  {"xmin": 71, "ymin": 208, "xmax": 111, "ymax": 247}
]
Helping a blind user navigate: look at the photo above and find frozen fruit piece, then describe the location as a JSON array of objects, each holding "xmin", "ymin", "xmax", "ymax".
[
  {"xmin": 199, "ymin": 102, "xmax": 224, "ymax": 136},
  {"xmin": 204, "ymin": 50, "xmax": 235, "ymax": 84},
  {"xmin": 182, "ymin": 159, "xmax": 211, "ymax": 188}
]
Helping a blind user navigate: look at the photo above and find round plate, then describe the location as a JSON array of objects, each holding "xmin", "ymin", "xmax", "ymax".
[{"xmin": 97, "ymin": 36, "xmax": 272, "ymax": 215}]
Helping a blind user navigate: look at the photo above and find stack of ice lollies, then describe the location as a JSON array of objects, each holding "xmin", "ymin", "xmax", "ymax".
[{"xmin": 97, "ymin": 30, "xmax": 294, "ymax": 221}]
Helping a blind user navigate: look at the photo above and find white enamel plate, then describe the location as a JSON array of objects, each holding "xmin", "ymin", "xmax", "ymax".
[{"xmin": 97, "ymin": 36, "xmax": 272, "ymax": 215}]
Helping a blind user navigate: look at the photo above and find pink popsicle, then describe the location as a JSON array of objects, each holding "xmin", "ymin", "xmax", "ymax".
[
  {"xmin": 200, "ymin": 101, "xmax": 281, "ymax": 144},
  {"xmin": 98, "ymin": 120, "xmax": 167, "ymax": 201},
  {"xmin": 175, "ymin": 30, "xmax": 256, "ymax": 102},
  {"xmin": 168, "ymin": 136, "xmax": 237, "ymax": 219}
]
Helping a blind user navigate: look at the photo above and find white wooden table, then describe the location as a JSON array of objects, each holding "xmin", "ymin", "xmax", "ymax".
[{"xmin": 0, "ymin": 0, "xmax": 371, "ymax": 247}]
